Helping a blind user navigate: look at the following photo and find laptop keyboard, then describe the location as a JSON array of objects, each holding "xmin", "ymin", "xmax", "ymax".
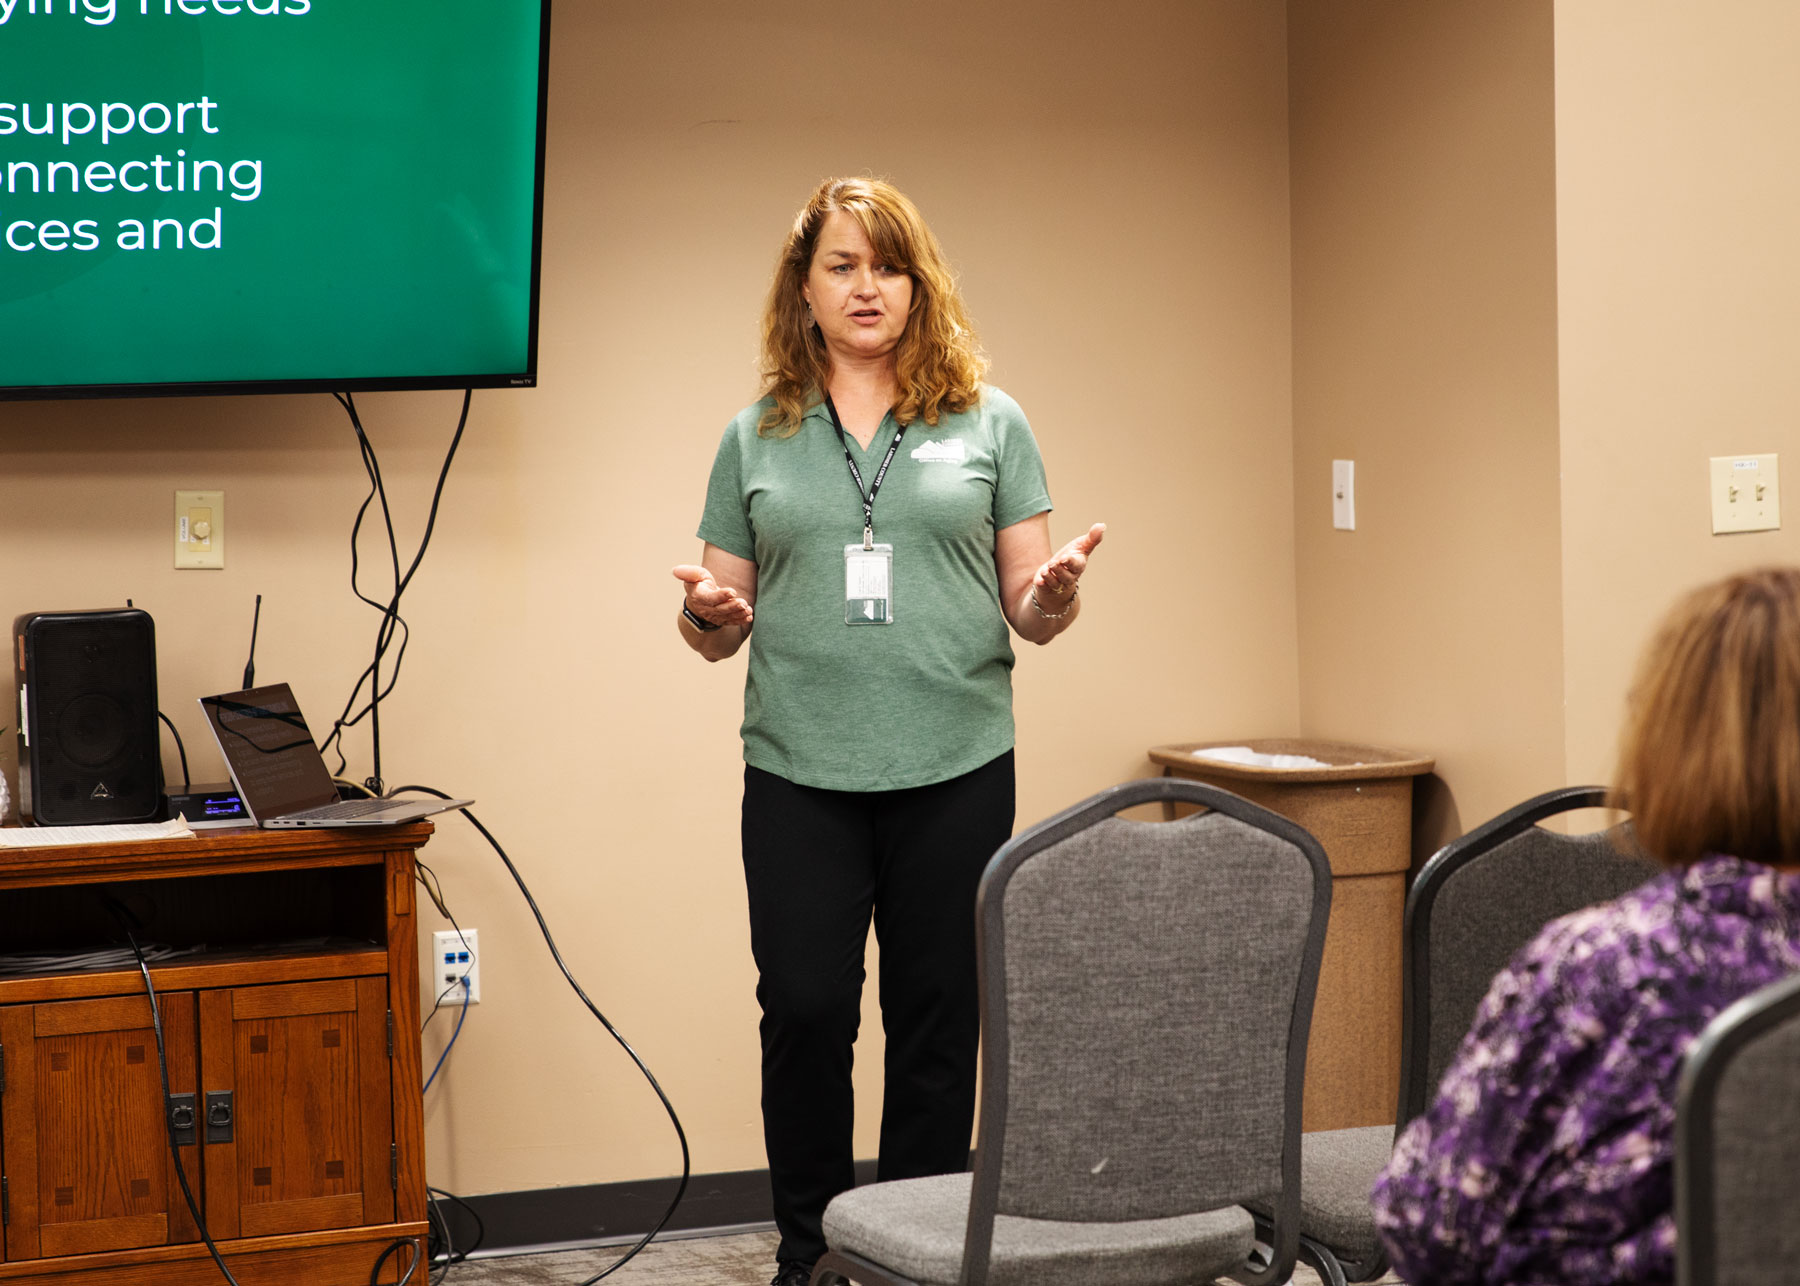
[{"xmin": 283, "ymin": 798, "xmax": 403, "ymax": 821}]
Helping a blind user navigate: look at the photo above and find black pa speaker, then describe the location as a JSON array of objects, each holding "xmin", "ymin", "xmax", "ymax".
[{"xmin": 13, "ymin": 608, "xmax": 163, "ymax": 826}]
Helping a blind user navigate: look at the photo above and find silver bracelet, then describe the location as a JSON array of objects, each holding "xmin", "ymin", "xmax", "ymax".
[{"xmin": 1029, "ymin": 583, "xmax": 1079, "ymax": 620}]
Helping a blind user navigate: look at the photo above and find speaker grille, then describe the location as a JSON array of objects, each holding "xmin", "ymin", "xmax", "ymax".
[
  {"xmin": 57, "ymin": 692, "xmax": 133, "ymax": 768},
  {"xmin": 17, "ymin": 610, "xmax": 161, "ymax": 825}
]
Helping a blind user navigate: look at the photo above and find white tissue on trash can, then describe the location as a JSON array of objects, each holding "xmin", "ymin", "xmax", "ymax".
[{"xmin": 1191, "ymin": 745, "xmax": 1335, "ymax": 770}]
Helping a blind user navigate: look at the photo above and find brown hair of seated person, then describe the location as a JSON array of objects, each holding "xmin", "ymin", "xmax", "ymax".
[{"xmin": 1611, "ymin": 564, "xmax": 1800, "ymax": 868}]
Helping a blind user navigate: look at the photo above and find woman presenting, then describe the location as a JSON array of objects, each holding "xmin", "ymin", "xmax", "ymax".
[{"xmin": 673, "ymin": 176, "xmax": 1103, "ymax": 1286}]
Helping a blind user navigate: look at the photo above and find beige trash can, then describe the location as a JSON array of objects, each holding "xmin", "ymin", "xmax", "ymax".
[{"xmin": 1148, "ymin": 738, "xmax": 1435, "ymax": 1131}]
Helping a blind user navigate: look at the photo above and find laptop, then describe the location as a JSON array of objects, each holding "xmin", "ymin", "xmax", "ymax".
[{"xmin": 197, "ymin": 684, "xmax": 471, "ymax": 827}]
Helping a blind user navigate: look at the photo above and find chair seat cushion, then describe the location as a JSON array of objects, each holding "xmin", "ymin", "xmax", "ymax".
[
  {"xmin": 1297, "ymin": 1125, "xmax": 1392, "ymax": 1267},
  {"xmin": 822, "ymin": 1173, "xmax": 1254, "ymax": 1286}
]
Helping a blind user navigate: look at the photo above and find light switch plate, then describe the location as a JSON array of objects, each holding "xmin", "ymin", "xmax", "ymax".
[
  {"xmin": 175, "ymin": 489, "xmax": 225, "ymax": 569},
  {"xmin": 1332, "ymin": 459, "xmax": 1355, "ymax": 531},
  {"xmin": 1709, "ymin": 455, "xmax": 1779, "ymax": 534}
]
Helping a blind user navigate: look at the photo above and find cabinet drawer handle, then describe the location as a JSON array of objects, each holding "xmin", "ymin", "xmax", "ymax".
[
  {"xmin": 205, "ymin": 1091, "xmax": 235, "ymax": 1144},
  {"xmin": 167, "ymin": 1094, "xmax": 197, "ymax": 1148}
]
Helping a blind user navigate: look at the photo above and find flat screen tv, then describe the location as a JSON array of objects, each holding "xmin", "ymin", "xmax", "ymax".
[{"xmin": 0, "ymin": 0, "xmax": 549, "ymax": 400}]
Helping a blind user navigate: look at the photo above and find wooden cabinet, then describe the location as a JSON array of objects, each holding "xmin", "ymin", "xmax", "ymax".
[
  {"xmin": 0, "ymin": 825, "xmax": 432, "ymax": 1284},
  {"xmin": 200, "ymin": 978, "xmax": 395, "ymax": 1244},
  {"xmin": 1, "ymin": 994, "xmax": 201, "ymax": 1262}
]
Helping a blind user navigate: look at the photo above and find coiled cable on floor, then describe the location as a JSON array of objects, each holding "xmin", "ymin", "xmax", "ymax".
[{"xmin": 370, "ymin": 1236, "xmax": 422, "ymax": 1286}]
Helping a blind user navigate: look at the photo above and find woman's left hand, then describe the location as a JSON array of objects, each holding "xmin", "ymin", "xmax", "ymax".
[{"xmin": 1034, "ymin": 522, "xmax": 1106, "ymax": 600}]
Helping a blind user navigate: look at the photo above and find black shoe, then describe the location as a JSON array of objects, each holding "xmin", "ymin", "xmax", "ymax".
[{"xmin": 771, "ymin": 1262, "xmax": 814, "ymax": 1286}]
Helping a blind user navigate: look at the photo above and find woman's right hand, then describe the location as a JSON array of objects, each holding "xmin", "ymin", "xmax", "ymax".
[{"xmin": 673, "ymin": 563, "xmax": 755, "ymax": 630}]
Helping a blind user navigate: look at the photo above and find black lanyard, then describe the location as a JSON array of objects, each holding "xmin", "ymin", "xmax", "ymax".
[{"xmin": 825, "ymin": 394, "xmax": 905, "ymax": 550}]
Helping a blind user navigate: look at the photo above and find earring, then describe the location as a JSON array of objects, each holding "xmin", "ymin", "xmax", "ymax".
[{"xmin": 805, "ymin": 304, "xmax": 817, "ymax": 328}]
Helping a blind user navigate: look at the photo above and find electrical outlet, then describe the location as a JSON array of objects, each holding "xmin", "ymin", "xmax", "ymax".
[{"xmin": 430, "ymin": 928, "xmax": 480, "ymax": 1005}]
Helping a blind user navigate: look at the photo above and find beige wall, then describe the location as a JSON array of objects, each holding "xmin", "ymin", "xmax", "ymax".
[
  {"xmin": 1288, "ymin": 0, "xmax": 1800, "ymax": 860},
  {"xmin": 0, "ymin": 1, "xmax": 1301, "ymax": 1194},
  {"xmin": 32, "ymin": 0, "xmax": 1797, "ymax": 1210},
  {"xmin": 1555, "ymin": 2, "xmax": 1800, "ymax": 784},
  {"xmin": 1288, "ymin": 1, "xmax": 1566, "ymax": 852}
]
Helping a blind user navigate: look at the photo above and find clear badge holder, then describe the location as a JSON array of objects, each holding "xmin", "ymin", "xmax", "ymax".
[{"xmin": 845, "ymin": 543, "xmax": 893, "ymax": 625}]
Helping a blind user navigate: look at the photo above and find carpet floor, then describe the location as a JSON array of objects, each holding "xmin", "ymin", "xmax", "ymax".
[{"xmin": 437, "ymin": 1228, "xmax": 1404, "ymax": 1285}]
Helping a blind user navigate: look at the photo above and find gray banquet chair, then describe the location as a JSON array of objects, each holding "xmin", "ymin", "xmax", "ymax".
[
  {"xmin": 1676, "ymin": 970, "xmax": 1800, "ymax": 1286},
  {"xmin": 808, "ymin": 776, "xmax": 1332, "ymax": 1286},
  {"xmin": 1268, "ymin": 784, "xmax": 1656, "ymax": 1286}
]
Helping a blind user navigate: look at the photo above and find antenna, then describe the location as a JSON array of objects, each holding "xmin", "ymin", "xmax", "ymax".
[{"xmin": 242, "ymin": 594, "xmax": 262, "ymax": 690}]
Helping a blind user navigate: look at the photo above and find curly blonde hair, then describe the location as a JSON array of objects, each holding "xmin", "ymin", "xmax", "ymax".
[
  {"xmin": 757, "ymin": 177, "xmax": 987, "ymax": 438},
  {"xmin": 1613, "ymin": 565, "xmax": 1800, "ymax": 867}
]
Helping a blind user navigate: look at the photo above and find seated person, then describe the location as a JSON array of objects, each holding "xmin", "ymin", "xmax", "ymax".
[{"xmin": 1372, "ymin": 565, "xmax": 1800, "ymax": 1285}]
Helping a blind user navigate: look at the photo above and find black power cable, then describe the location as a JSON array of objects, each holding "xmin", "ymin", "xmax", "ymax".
[
  {"xmin": 414, "ymin": 869, "xmax": 480, "ymax": 1285},
  {"xmin": 110, "ymin": 902, "xmax": 423, "ymax": 1286},
  {"xmin": 425, "ymin": 1193, "xmax": 456, "ymax": 1285},
  {"xmin": 318, "ymin": 390, "xmax": 471, "ymax": 792},
  {"xmin": 429, "ymin": 1185, "xmax": 485, "ymax": 1260},
  {"xmin": 415, "ymin": 859, "xmax": 476, "ymax": 1040},
  {"xmin": 301, "ymin": 392, "xmax": 685, "ymax": 1279},
  {"xmin": 156, "ymin": 711, "xmax": 190, "ymax": 792},
  {"xmin": 105, "ymin": 902, "xmax": 244, "ymax": 1286},
  {"xmin": 425, "ymin": 1184, "xmax": 485, "ymax": 1283},
  {"xmin": 390, "ymin": 787, "xmax": 691, "ymax": 1285},
  {"xmin": 369, "ymin": 1237, "xmax": 423, "ymax": 1286},
  {"xmin": 422, "ymin": 978, "xmax": 471, "ymax": 1095}
]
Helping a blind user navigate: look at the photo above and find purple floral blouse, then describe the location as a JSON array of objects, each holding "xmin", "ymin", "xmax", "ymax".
[{"xmin": 1371, "ymin": 854, "xmax": 1800, "ymax": 1286}]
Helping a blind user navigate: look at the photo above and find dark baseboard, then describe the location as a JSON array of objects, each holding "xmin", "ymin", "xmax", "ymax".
[{"xmin": 433, "ymin": 1160, "xmax": 879, "ymax": 1256}]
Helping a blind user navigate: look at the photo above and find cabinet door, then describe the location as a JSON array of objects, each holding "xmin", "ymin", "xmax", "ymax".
[
  {"xmin": 199, "ymin": 976, "xmax": 394, "ymax": 1240},
  {"xmin": 0, "ymin": 994, "xmax": 201, "ymax": 1261}
]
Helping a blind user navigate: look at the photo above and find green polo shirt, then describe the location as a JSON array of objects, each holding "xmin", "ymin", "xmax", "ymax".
[{"xmin": 698, "ymin": 386, "xmax": 1052, "ymax": 792}]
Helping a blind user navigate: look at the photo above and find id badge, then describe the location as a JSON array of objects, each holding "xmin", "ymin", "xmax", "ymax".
[{"xmin": 845, "ymin": 543, "xmax": 894, "ymax": 625}]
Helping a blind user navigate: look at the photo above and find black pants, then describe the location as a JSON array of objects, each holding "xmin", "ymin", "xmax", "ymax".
[{"xmin": 741, "ymin": 751, "xmax": 1016, "ymax": 1267}]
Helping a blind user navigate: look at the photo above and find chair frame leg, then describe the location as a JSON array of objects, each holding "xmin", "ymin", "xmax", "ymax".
[
  {"xmin": 1297, "ymin": 1234, "xmax": 1350, "ymax": 1286},
  {"xmin": 1252, "ymin": 1210, "xmax": 1380, "ymax": 1286}
]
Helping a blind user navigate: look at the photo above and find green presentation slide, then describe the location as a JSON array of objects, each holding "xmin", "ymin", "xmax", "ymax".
[{"xmin": 0, "ymin": 0, "xmax": 545, "ymax": 393}]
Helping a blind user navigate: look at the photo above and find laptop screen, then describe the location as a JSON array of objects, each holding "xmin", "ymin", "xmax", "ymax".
[{"xmin": 199, "ymin": 685, "xmax": 341, "ymax": 822}]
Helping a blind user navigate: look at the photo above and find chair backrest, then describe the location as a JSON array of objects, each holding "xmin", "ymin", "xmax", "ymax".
[
  {"xmin": 1676, "ymin": 971, "xmax": 1800, "ymax": 1286},
  {"xmin": 1399, "ymin": 786, "xmax": 1656, "ymax": 1124},
  {"xmin": 960, "ymin": 777, "xmax": 1331, "ymax": 1286}
]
